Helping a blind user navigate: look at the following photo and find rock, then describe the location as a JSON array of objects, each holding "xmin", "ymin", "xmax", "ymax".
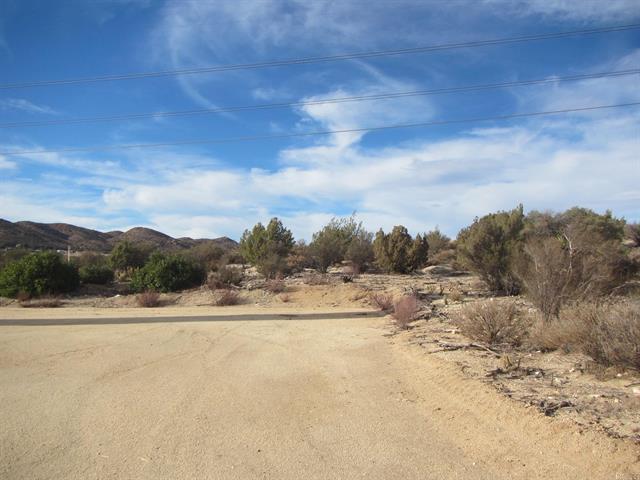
[{"xmin": 422, "ymin": 265, "xmax": 455, "ymax": 276}]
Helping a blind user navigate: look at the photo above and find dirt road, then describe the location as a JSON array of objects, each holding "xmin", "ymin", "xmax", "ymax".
[{"xmin": 1, "ymin": 312, "xmax": 638, "ymax": 479}]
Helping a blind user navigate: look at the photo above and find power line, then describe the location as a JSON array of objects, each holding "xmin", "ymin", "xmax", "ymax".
[
  {"xmin": 2, "ymin": 102, "xmax": 638, "ymax": 156},
  {"xmin": 1, "ymin": 69, "xmax": 637, "ymax": 129},
  {"xmin": 1, "ymin": 23, "xmax": 639, "ymax": 90}
]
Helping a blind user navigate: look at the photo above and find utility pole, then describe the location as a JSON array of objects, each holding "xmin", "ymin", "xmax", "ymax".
[{"xmin": 67, "ymin": 245, "xmax": 71, "ymax": 263}]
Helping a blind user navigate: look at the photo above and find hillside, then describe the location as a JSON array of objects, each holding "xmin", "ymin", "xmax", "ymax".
[{"xmin": 0, "ymin": 219, "xmax": 238, "ymax": 252}]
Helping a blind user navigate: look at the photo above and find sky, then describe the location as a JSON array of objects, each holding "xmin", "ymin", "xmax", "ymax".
[{"xmin": 0, "ymin": 0, "xmax": 639, "ymax": 240}]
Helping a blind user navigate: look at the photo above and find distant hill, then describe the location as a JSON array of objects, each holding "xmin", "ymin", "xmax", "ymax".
[{"xmin": 0, "ymin": 219, "xmax": 238, "ymax": 252}]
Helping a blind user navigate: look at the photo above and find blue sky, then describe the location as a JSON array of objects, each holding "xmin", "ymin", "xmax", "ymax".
[{"xmin": 0, "ymin": 0, "xmax": 639, "ymax": 240}]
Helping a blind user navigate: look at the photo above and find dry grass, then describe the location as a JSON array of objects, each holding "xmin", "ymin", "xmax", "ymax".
[
  {"xmin": 279, "ymin": 293, "xmax": 292, "ymax": 303},
  {"xmin": 16, "ymin": 291, "xmax": 31, "ymax": 302},
  {"xmin": 208, "ymin": 265, "xmax": 243, "ymax": 290},
  {"xmin": 370, "ymin": 292, "xmax": 394, "ymax": 312},
  {"xmin": 265, "ymin": 278, "xmax": 286, "ymax": 294},
  {"xmin": 392, "ymin": 295, "xmax": 420, "ymax": 329},
  {"xmin": 456, "ymin": 299, "xmax": 530, "ymax": 347},
  {"xmin": 303, "ymin": 272, "xmax": 330, "ymax": 285},
  {"xmin": 215, "ymin": 289, "xmax": 240, "ymax": 306},
  {"xmin": 447, "ymin": 288, "xmax": 464, "ymax": 303},
  {"xmin": 20, "ymin": 297, "xmax": 63, "ymax": 308},
  {"xmin": 529, "ymin": 301, "xmax": 640, "ymax": 370},
  {"xmin": 136, "ymin": 291, "xmax": 161, "ymax": 308}
]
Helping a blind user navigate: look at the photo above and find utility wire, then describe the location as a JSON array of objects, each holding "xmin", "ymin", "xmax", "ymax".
[
  {"xmin": 2, "ymin": 102, "xmax": 638, "ymax": 156},
  {"xmin": 1, "ymin": 69, "xmax": 637, "ymax": 129},
  {"xmin": 1, "ymin": 23, "xmax": 639, "ymax": 89}
]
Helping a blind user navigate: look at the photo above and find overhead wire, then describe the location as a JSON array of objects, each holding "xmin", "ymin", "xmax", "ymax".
[
  {"xmin": 0, "ymin": 69, "xmax": 637, "ymax": 128},
  {"xmin": 2, "ymin": 102, "xmax": 638, "ymax": 156},
  {"xmin": 1, "ymin": 23, "xmax": 638, "ymax": 89}
]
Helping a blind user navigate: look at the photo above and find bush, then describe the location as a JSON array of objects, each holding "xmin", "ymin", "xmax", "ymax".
[
  {"xmin": 215, "ymin": 289, "xmax": 240, "ymax": 306},
  {"xmin": 625, "ymin": 223, "xmax": 640, "ymax": 247},
  {"xmin": 303, "ymin": 272, "xmax": 330, "ymax": 285},
  {"xmin": 0, "ymin": 248, "xmax": 31, "ymax": 270},
  {"xmin": 20, "ymin": 297, "xmax": 63, "ymax": 308},
  {"xmin": 279, "ymin": 293, "xmax": 292, "ymax": 303},
  {"xmin": 136, "ymin": 291, "xmax": 161, "ymax": 307},
  {"xmin": 373, "ymin": 226, "xmax": 429, "ymax": 273},
  {"xmin": 239, "ymin": 218, "xmax": 294, "ymax": 278},
  {"xmin": 0, "ymin": 251, "xmax": 80, "ymax": 298},
  {"xmin": 456, "ymin": 299, "xmax": 529, "ymax": 347},
  {"xmin": 286, "ymin": 240, "xmax": 315, "ymax": 272},
  {"xmin": 265, "ymin": 278, "xmax": 285, "ymax": 293},
  {"xmin": 529, "ymin": 302, "xmax": 640, "ymax": 370},
  {"xmin": 208, "ymin": 265, "xmax": 243, "ymax": 289},
  {"xmin": 130, "ymin": 252, "xmax": 206, "ymax": 293},
  {"xmin": 310, "ymin": 215, "xmax": 373, "ymax": 273},
  {"xmin": 184, "ymin": 243, "xmax": 225, "ymax": 272},
  {"xmin": 370, "ymin": 292, "xmax": 394, "ymax": 311},
  {"xmin": 392, "ymin": 295, "xmax": 420, "ymax": 329},
  {"xmin": 79, "ymin": 264, "xmax": 114, "ymax": 285},
  {"xmin": 517, "ymin": 209, "xmax": 635, "ymax": 321},
  {"xmin": 109, "ymin": 241, "xmax": 149, "ymax": 273},
  {"xmin": 425, "ymin": 228, "xmax": 451, "ymax": 256},
  {"xmin": 456, "ymin": 205, "xmax": 524, "ymax": 294}
]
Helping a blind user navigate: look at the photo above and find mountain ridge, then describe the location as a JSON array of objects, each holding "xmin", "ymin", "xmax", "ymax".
[{"xmin": 0, "ymin": 219, "xmax": 238, "ymax": 252}]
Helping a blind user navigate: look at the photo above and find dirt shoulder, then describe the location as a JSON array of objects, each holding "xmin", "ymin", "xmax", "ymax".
[{"xmin": 2, "ymin": 314, "xmax": 639, "ymax": 479}]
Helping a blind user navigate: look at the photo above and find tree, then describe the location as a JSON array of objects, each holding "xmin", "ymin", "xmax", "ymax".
[
  {"xmin": 108, "ymin": 241, "xmax": 148, "ymax": 273},
  {"xmin": 425, "ymin": 228, "xmax": 451, "ymax": 255},
  {"xmin": 239, "ymin": 218, "xmax": 294, "ymax": 277},
  {"xmin": 309, "ymin": 214, "xmax": 371, "ymax": 272},
  {"xmin": 0, "ymin": 251, "xmax": 79, "ymax": 297},
  {"xmin": 456, "ymin": 205, "xmax": 524, "ymax": 294},
  {"xmin": 344, "ymin": 229, "xmax": 374, "ymax": 273},
  {"xmin": 373, "ymin": 226, "xmax": 429, "ymax": 273},
  {"xmin": 517, "ymin": 208, "xmax": 636, "ymax": 320}
]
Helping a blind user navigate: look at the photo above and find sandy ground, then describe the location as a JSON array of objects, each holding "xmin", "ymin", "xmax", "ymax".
[{"xmin": 1, "ymin": 312, "xmax": 639, "ymax": 480}]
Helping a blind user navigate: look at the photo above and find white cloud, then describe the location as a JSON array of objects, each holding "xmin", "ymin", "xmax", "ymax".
[
  {"xmin": 99, "ymin": 105, "xmax": 639, "ymax": 239},
  {"xmin": 482, "ymin": 0, "xmax": 640, "ymax": 22},
  {"xmin": 0, "ymin": 98, "xmax": 58, "ymax": 115},
  {"xmin": 0, "ymin": 155, "xmax": 16, "ymax": 169}
]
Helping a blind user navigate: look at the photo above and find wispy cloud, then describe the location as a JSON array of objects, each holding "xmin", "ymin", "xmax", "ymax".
[
  {"xmin": 482, "ymin": 0, "xmax": 640, "ymax": 22},
  {"xmin": 0, "ymin": 98, "xmax": 58, "ymax": 115}
]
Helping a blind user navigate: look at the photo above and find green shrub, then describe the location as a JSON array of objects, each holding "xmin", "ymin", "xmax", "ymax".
[
  {"xmin": 0, "ymin": 248, "xmax": 31, "ymax": 270},
  {"xmin": 0, "ymin": 251, "xmax": 80, "ymax": 298},
  {"xmin": 184, "ymin": 243, "xmax": 225, "ymax": 272},
  {"xmin": 456, "ymin": 205, "xmax": 524, "ymax": 294},
  {"xmin": 239, "ymin": 218, "xmax": 294, "ymax": 278},
  {"xmin": 373, "ymin": 226, "xmax": 428, "ymax": 273},
  {"xmin": 130, "ymin": 252, "xmax": 205, "ymax": 293},
  {"xmin": 108, "ymin": 241, "xmax": 149, "ymax": 273},
  {"xmin": 425, "ymin": 229, "xmax": 451, "ymax": 256},
  {"xmin": 79, "ymin": 264, "xmax": 114, "ymax": 285},
  {"xmin": 208, "ymin": 264, "xmax": 243, "ymax": 289},
  {"xmin": 309, "ymin": 215, "xmax": 373, "ymax": 273}
]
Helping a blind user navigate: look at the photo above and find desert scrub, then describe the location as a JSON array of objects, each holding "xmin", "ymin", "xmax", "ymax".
[
  {"xmin": 208, "ymin": 265, "xmax": 243, "ymax": 289},
  {"xmin": 265, "ymin": 278, "xmax": 285, "ymax": 293},
  {"xmin": 136, "ymin": 291, "xmax": 161, "ymax": 307},
  {"xmin": 529, "ymin": 301, "xmax": 640, "ymax": 370},
  {"xmin": 392, "ymin": 295, "xmax": 421, "ymax": 329},
  {"xmin": 215, "ymin": 289, "xmax": 240, "ymax": 306},
  {"xmin": 370, "ymin": 292, "xmax": 394, "ymax": 312},
  {"xmin": 20, "ymin": 297, "xmax": 63, "ymax": 308},
  {"xmin": 456, "ymin": 299, "xmax": 530, "ymax": 347}
]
